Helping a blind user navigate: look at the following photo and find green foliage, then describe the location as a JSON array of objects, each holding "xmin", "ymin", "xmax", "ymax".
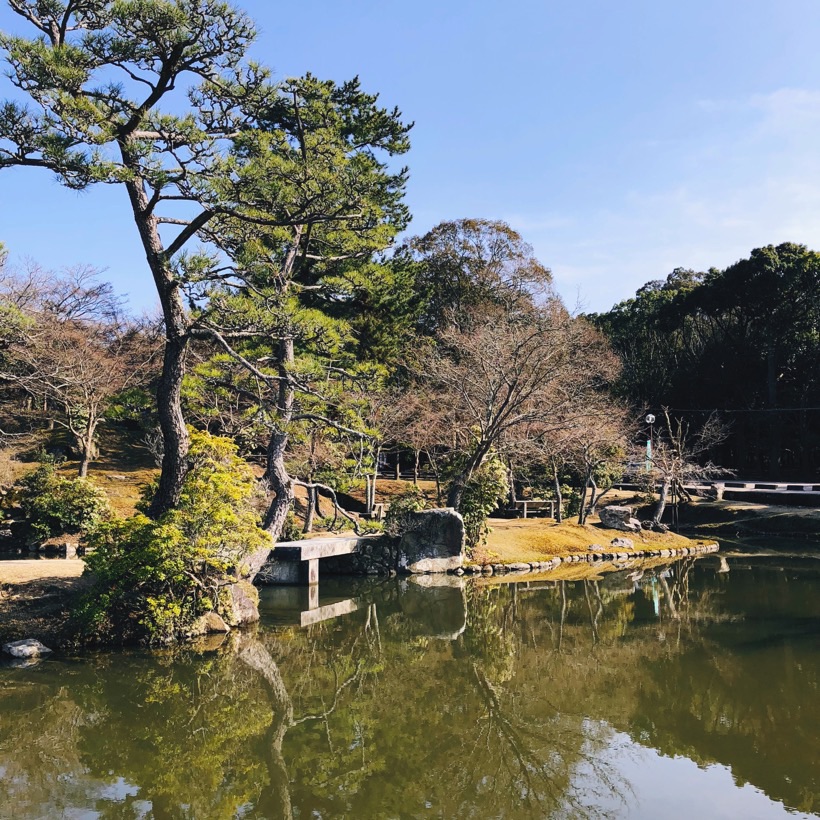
[
  {"xmin": 103, "ymin": 386, "xmax": 155, "ymax": 424},
  {"xmin": 17, "ymin": 461, "xmax": 111, "ymax": 542},
  {"xmin": 0, "ymin": 299, "xmax": 29, "ymax": 349},
  {"xmin": 590, "ymin": 245, "xmax": 820, "ymax": 476},
  {"xmin": 344, "ymin": 260, "xmax": 419, "ymax": 365},
  {"xmin": 592, "ymin": 443, "xmax": 626, "ymax": 485},
  {"xmin": 279, "ymin": 510, "xmax": 304, "ymax": 542},
  {"xmin": 588, "ymin": 267, "xmax": 707, "ymax": 405},
  {"xmin": 463, "ymin": 585, "xmax": 517, "ymax": 683},
  {"xmin": 592, "ymin": 244, "xmax": 820, "ymax": 415},
  {"xmin": 75, "ymin": 431, "xmax": 270, "ymax": 645},
  {"xmin": 359, "ymin": 518, "xmax": 384, "ymax": 535},
  {"xmin": 398, "ymin": 218, "xmax": 552, "ymax": 336},
  {"xmin": 310, "ymin": 513, "xmax": 346, "ymax": 532},
  {"xmin": 384, "ymin": 485, "xmax": 426, "ymax": 537},
  {"xmin": 459, "ymin": 457, "xmax": 509, "ymax": 551},
  {"xmin": 0, "ymin": 0, "xmax": 412, "ymax": 533},
  {"xmin": 542, "ymin": 482, "xmax": 581, "ymax": 519}
]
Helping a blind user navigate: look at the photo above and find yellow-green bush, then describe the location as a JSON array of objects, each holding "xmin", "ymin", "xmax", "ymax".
[
  {"xmin": 460, "ymin": 457, "xmax": 509, "ymax": 550},
  {"xmin": 74, "ymin": 431, "xmax": 270, "ymax": 645}
]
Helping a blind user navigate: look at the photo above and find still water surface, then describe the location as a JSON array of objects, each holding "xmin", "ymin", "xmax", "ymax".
[{"xmin": 1, "ymin": 555, "xmax": 819, "ymax": 819}]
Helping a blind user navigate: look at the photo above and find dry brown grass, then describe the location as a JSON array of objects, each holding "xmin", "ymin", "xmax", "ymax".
[
  {"xmin": 0, "ymin": 449, "xmax": 19, "ymax": 487},
  {"xmin": 474, "ymin": 516, "xmax": 710, "ymax": 565},
  {"xmin": 342, "ymin": 478, "xmax": 439, "ymax": 507},
  {"xmin": 79, "ymin": 427, "xmax": 158, "ymax": 516},
  {"xmin": 0, "ymin": 425, "xmax": 160, "ymax": 518},
  {"xmin": 0, "ymin": 433, "xmax": 45, "ymax": 486}
]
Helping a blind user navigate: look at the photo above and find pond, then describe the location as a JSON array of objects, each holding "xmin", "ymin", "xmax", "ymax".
[{"xmin": 2, "ymin": 554, "xmax": 819, "ymax": 819}]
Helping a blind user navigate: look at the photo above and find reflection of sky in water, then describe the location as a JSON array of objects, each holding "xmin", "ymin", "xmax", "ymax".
[
  {"xmin": 98, "ymin": 776, "xmax": 140, "ymax": 802},
  {"xmin": 1, "ymin": 773, "xmax": 143, "ymax": 820},
  {"xmin": 573, "ymin": 725, "xmax": 816, "ymax": 820}
]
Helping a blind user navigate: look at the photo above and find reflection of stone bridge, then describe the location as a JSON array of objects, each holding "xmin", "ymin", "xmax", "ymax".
[
  {"xmin": 260, "ymin": 584, "xmax": 361, "ymax": 627},
  {"xmin": 260, "ymin": 576, "xmax": 468, "ymax": 638}
]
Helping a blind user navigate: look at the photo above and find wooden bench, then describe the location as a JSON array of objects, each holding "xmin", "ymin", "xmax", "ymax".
[{"xmin": 510, "ymin": 500, "xmax": 555, "ymax": 519}]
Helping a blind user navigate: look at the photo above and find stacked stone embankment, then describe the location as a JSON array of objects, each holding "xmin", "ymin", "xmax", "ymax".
[{"xmin": 460, "ymin": 542, "xmax": 719, "ymax": 576}]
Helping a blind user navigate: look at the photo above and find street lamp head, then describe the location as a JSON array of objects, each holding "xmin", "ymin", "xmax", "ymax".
[{"xmin": 645, "ymin": 414, "xmax": 656, "ymax": 425}]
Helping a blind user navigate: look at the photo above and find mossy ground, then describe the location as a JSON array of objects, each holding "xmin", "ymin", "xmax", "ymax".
[{"xmin": 474, "ymin": 516, "xmax": 710, "ymax": 565}]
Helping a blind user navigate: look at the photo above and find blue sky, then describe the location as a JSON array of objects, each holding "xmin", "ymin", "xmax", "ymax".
[{"xmin": 2, "ymin": 0, "xmax": 820, "ymax": 312}]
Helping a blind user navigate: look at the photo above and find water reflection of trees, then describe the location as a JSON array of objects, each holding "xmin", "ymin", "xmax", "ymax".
[
  {"xmin": 628, "ymin": 563, "xmax": 820, "ymax": 815},
  {"xmin": 1, "ymin": 561, "xmax": 819, "ymax": 817}
]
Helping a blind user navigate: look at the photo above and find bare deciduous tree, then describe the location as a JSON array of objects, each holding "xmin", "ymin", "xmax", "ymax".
[
  {"xmin": 409, "ymin": 302, "xmax": 619, "ymax": 511},
  {"xmin": 569, "ymin": 401, "xmax": 632, "ymax": 524},
  {"xmin": 0, "ymin": 265, "xmax": 160, "ymax": 476},
  {"xmin": 514, "ymin": 398, "xmax": 630, "ymax": 524},
  {"xmin": 639, "ymin": 408, "xmax": 731, "ymax": 528}
]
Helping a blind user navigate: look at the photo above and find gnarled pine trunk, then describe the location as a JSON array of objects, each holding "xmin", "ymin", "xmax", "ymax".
[
  {"xmin": 121, "ymin": 154, "xmax": 191, "ymax": 519},
  {"xmin": 148, "ymin": 330, "xmax": 190, "ymax": 517},
  {"xmin": 263, "ymin": 338, "xmax": 295, "ymax": 539},
  {"xmin": 263, "ymin": 427, "xmax": 294, "ymax": 537}
]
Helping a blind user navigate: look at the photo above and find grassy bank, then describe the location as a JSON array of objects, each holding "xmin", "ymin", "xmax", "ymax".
[{"xmin": 473, "ymin": 517, "xmax": 713, "ymax": 565}]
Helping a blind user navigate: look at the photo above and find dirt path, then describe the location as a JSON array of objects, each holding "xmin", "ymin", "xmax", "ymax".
[
  {"xmin": 0, "ymin": 559, "xmax": 85, "ymax": 585},
  {"xmin": 0, "ymin": 562, "xmax": 89, "ymax": 648}
]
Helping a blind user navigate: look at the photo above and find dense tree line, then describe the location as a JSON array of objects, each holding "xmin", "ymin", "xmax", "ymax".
[{"xmin": 591, "ymin": 243, "xmax": 820, "ymax": 477}]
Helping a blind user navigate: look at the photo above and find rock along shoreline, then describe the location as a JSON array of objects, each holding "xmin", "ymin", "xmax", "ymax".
[{"xmin": 458, "ymin": 541, "xmax": 720, "ymax": 577}]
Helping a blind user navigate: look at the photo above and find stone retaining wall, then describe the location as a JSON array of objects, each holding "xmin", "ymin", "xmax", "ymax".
[{"xmin": 459, "ymin": 542, "xmax": 719, "ymax": 577}]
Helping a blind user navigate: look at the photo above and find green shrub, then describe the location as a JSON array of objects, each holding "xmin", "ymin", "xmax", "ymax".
[
  {"xmin": 542, "ymin": 483, "xmax": 581, "ymax": 519},
  {"xmin": 384, "ymin": 485, "xmax": 426, "ymax": 537},
  {"xmin": 279, "ymin": 510, "xmax": 304, "ymax": 542},
  {"xmin": 359, "ymin": 519, "xmax": 384, "ymax": 535},
  {"xmin": 314, "ymin": 513, "xmax": 355, "ymax": 532},
  {"xmin": 459, "ymin": 457, "xmax": 509, "ymax": 551},
  {"xmin": 18, "ymin": 462, "xmax": 111, "ymax": 542},
  {"xmin": 562, "ymin": 487, "xmax": 582, "ymax": 518},
  {"xmin": 74, "ymin": 431, "xmax": 271, "ymax": 645}
]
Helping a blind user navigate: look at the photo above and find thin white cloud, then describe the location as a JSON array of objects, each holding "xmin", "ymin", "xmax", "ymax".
[{"xmin": 512, "ymin": 87, "xmax": 820, "ymax": 311}]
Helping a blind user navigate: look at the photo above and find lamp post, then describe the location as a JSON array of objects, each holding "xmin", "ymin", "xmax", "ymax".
[{"xmin": 645, "ymin": 413, "xmax": 655, "ymax": 475}]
